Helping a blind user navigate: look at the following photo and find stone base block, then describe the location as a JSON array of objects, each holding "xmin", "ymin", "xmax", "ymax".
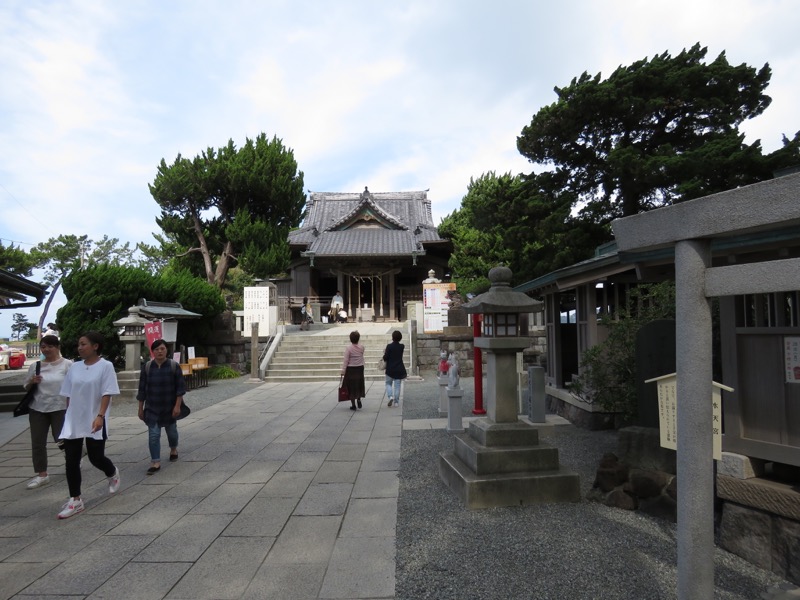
[
  {"xmin": 468, "ymin": 419, "xmax": 539, "ymax": 447},
  {"xmin": 439, "ymin": 451, "xmax": 581, "ymax": 509},
  {"xmin": 453, "ymin": 433, "xmax": 560, "ymax": 475},
  {"xmin": 718, "ymin": 452, "xmax": 765, "ymax": 479},
  {"xmin": 115, "ymin": 370, "xmax": 140, "ymax": 403}
]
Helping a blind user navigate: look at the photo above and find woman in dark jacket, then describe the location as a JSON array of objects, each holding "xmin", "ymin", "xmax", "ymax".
[{"xmin": 383, "ymin": 330, "xmax": 407, "ymax": 407}]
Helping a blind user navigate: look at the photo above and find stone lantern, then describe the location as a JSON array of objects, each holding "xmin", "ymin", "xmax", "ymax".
[
  {"xmin": 439, "ymin": 265, "xmax": 580, "ymax": 508},
  {"xmin": 113, "ymin": 306, "xmax": 149, "ymax": 401},
  {"xmin": 463, "ymin": 265, "xmax": 540, "ymax": 423}
]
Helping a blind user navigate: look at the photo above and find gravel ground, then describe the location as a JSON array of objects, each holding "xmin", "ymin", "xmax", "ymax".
[{"xmin": 397, "ymin": 377, "xmax": 791, "ymax": 600}]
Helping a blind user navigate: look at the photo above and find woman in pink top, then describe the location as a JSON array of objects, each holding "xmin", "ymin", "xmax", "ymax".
[{"xmin": 341, "ymin": 330, "xmax": 365, "ymax": 410}]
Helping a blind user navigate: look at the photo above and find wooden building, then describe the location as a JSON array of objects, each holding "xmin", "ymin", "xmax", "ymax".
[{"xmin": 286, "ymin": 187, "xmax": 451, "ymax": 321}]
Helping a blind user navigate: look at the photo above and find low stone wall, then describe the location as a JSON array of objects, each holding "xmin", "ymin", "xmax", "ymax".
[{"xmin": 586, "ymin": 427, "xmax": 800, "ymax": 586}]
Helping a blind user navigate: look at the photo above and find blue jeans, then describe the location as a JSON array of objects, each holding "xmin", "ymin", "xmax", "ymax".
[
  {"xmin": 385, "ymin": 375, "xmax": 402, "ymax": 404},
  {"xmin": 148, "ymin": 422, "xmax": 178, "ymax": 461}
]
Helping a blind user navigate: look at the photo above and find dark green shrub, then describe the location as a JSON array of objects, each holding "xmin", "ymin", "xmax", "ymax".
[
  {"xmin": 208, "ymin": 365, "xmax": 241, "ymax": 380},
  {"xmin": 571, "ymin": 281, "xmax": 676, "ymax": 419}
]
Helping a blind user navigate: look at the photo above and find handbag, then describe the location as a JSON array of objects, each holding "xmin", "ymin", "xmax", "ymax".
[
  {"xmin": 177, "ymin": 401, "xmax": 191, "ymax": 420},
  {"xmin": 13, "ymin": 361, "xmax": 41, "ymax": 418},
  {"xmin": 338, "ymin": 376, "xmax": 349, "ymax": 402},
  {"xmin": 377, "ymin": 359, "xmax": 386, "ymax": 371}
]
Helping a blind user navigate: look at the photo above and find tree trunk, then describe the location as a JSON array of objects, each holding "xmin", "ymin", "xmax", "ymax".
[
  {"xmin": 213, "ymin": 240, "xmax": 234, "ymax": 288},
  {"xmin": 190, "ymin": 211, "xmax": 216, "ymax": 285},
  {"xmin": 37, "ymin": 280, "xmax": 62, "ymax": 339}
]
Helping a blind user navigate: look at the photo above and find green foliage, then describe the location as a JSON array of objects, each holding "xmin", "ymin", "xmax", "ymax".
[
  {"xmin": 439, "ymin": 171, "xmax": 608, "ymax": 290},
  {"xmin": 149, "ymin": 133, "xmax": 306, "ymax": 288},
  {"xmin": 57, "ymin": 265, "xmax": 225, "ymax": 366},
  {"xmin": 222, "ymin": 267, "xmax": 255, "ymax": 311},
  {"xmin": 517, "ymin": 43, "xmax": 794, "ymax": 225},
  {"xmin": 571, "ymin": 282, "xmax": 676, "ymax": 419},
  {"xmin": 0, "ymin": 242, "xmax": 39, "ymax": 276},
  {"xmin": 208, "ymin": 364, "xmax": 241, "ymax": 379}
]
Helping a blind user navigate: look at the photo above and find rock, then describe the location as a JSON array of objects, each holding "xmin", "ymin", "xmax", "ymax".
[{"xmin": 628, "ymin": 468, "xmax": 670, "ymax": 499}]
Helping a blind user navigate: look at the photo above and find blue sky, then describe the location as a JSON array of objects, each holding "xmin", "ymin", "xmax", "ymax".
[{"xmin": 1, "ymin": 0, "xmax": 798, "ymax": 338}]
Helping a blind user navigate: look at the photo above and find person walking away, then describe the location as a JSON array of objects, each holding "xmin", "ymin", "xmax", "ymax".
[
  {"xmin": 24, "ymin": 335, "xmax": 72, "ymax": 489},
  {"xmin": 300, "ymin": 296, "xmax": 313, "ymax": 330},
  {"xmin": 383, "ymin": 330, "xmax": 407, "ymax": 407},
  {"xmin": 341, "ymin": 330, "xmax": 365, "ymax": 410},
  {"xmin": 57, "ymin": 331, "xmax": 121, "ymax": 519},
  {"xmin": 137, "ymin": 338, "xmax": 186, "ymax": 474},
  {"xmin": 330, "ymin": 290, "xmax": 344, "ymax": 322}
]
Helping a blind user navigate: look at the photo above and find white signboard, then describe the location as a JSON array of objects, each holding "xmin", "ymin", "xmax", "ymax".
[
  {"xmin": 646, "ymin": 374, "xmax": 732, "ymax": 461},
  {"xmin": 243, "ymin": 287, "xmax": 271, "ymax": 337},
  {"xmin": 784, "ymin": 336, "xmax": 800, "ymax": 383},
  {"xmin": 422, "ymin": 282, "xmax": 456, "ymax": 334}
]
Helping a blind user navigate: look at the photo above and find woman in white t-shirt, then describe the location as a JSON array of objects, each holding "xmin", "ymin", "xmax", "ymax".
[
  {"xmin": 23, "ymin": 334, "xmax": 72, "ymax": 490},
  {"xmin": 57, "ymin": 331, "xmax": 121, "ymax": 519}
]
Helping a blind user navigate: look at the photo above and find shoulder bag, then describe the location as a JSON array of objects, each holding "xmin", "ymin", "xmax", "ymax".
[{"xmin": 13, "ymin": 361, "xmax": 41, "ymax": 418}]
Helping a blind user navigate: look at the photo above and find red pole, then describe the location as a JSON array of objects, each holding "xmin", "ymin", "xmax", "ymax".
[{"xmin": 472, "ymin": 313, "xmax": 486, "ymax": 415}]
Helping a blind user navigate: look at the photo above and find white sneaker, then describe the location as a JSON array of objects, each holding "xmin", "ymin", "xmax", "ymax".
[
  {"xmin": 27, "ymin": 475, "xmax": 50, "ymax": 489},
  {"xmin": 57, "ymin": 498, "xmax": 84, "ymax": 519},
  {"xmin": 108, "ymin": 467, "xmax": 120, "ymax": 494}
]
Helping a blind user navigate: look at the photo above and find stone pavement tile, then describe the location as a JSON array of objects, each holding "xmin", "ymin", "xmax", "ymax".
[
  {"xmin": 366, "ymin": 435, "xmax": 401, "ymax": 453},
  {"xmin": 139, "ymin": 458, "xmax": 207, "ymax": 484},
  {"xmin": 266, "ymin": 515, "xmax": 341, "ymax": 564},
  {"xmin": 318, "ymin": 536, "xmax": 395, "ymax": 599},
  {"xmin": 336, "ymin": 430, "xmax": 371, "ymax": 445},
  {"xmin": 201, "ymin": 450, "xmax": 254, "ymax": 472},
  {"xmin": 340, "ymin": 498, "xmax": 397, "ymax": 538},
  {"xmin": 254, "ymin": 442, "xmax": 299, "ymax": 461},
  {"xmin": 327, "ymin": 443, "xmax": 367, "ymax": 462},
  {"xmin": 0, "ymin": 560, "xmax": 57, "ymax": 599},
  {"xmin": 0, "ymin": 476, "xmax": 27, "ymax": 493},
  {"xmin": 89, "ymin": 482, "xmax": 171, "ymax": 515},
  {"xmin": 361, "ymin": 451, "xmax": 399, "ymax": 472},
  {"xmin": 134, "ymin": 513, "xmax": 235, "ymax": 562},
  {"xmin": 189, "ymin": 483, "xmax": 262, "ymax": 514},
  {"xmin": 87, "ymin": 561, "xmax": 192, "ymax": 600},
  {"xmin": 352, "ymin": 471, "xmax": 399, "ymax": 499},
  {"xmin": 165, "ymin": 536, "xmax": 274, "ymax": 600},
  {"xmin": 0, "ymin": 534, "xmax": 32, "ymax": 561},
  {"xmin": 222, "ymin": 496, "xmax": 297, "ymax": 537},
  {"xmin": 294, "ymin": 483, "xmax": 352, "ymax": 516},
  {"xmin": 298, "ymin": 434, "xmax": 339, "ymax": 452},
  {"xmin": 274, "ymin": 430, "xmax": 315, "ymax": 445},
  {"xmin": 180, "ymin": 444, "xmax": 228, "ymax": 462},
  {"xmin": 281, "ymin": 451, "xmax": 327, "ymax": 472},
  {"xmin": 162, "ymin": 468, "xmax": 229, "ymax": 498},
  {"xmin": 241, "ymin": 562, "xmax": 327, "ymax": 600},
  {"xmin": 256, "ymin": 471, "xmax": 314, "ymax": 498},
  {"xmin": 107, "ymin": 496, "xmax": 201, "ymax": 536},
  {"xmin": 21, "ymin": 534, "xmax": 154, "ymax": 596},
  {"xmin": 313, "ymin": 461, "xmax": 360, "ymax": 484},
  {"xmin": 6, "ymin": 514, "xmax": 126, "ymax": 562},
  {"xmin": 226, "ymin": 460, "xmax": 283, "ymax": 484}
]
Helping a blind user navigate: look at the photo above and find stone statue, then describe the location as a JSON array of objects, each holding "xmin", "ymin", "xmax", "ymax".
[
  {"xmin": 447, "ymin": 352, "xmax": 460, "ymax": 389},
  {"xmin": 438, "ymin": 351, "xmax": 449, "ymax": 376}
]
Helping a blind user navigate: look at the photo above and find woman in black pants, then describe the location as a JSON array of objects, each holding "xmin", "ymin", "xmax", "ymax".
[{"xmin": 57, "ymin": 331, "xmax": 121, "ymax": 519}]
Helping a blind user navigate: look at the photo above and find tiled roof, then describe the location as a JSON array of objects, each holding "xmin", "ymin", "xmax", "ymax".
[{"xmin": 288, "ymin": 188, "xmax": 445, "ymax": 257}]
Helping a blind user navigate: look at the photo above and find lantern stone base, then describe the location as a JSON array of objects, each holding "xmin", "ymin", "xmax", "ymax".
[
  {"xmin": 115, "ymin": 370, "xmax": 140, "ymax": 402},
  {"xmin": 439, "ymin": 418, "xmax": 581, "ymax": 509}
]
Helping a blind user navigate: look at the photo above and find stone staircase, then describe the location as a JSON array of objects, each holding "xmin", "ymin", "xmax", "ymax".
[{"xmin": 264, "ymin": 324, "xmax": 412, "ymax": 382}]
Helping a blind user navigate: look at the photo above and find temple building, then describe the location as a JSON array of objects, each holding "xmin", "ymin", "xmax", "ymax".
[{"xmin": 286, "ymin": 187, "xmax": 451, "ymax": 321}]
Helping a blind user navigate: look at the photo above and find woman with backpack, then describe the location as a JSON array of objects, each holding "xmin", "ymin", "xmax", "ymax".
[{"xmin": 137, "ymin": 338, "xmax": 186, "ymax": 475}]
